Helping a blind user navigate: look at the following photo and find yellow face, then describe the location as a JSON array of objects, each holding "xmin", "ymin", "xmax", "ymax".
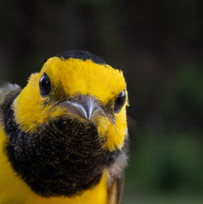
[{"xmin": 13, "ymin": 56, "xmax": 128, "ymax": 151}]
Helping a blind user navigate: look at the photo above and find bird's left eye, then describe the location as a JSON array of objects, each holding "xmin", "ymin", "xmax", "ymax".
[
  {"xmin": 39, "ymin": 72, "xmax": 51, "ymax": 97},
  {"xmin": 114, "ymin": 90, "xmax": 126, "ymax": 113}
]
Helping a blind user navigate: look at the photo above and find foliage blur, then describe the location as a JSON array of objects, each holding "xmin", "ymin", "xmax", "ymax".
[{"xmin": 0, "ymin": 0, "xmax": 202, "ymax": 203}]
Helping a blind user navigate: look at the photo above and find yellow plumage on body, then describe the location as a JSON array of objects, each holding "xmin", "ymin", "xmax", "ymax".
[{"xmin": 0, "ymin": 51, "xmax": 128, "ymax": 204}]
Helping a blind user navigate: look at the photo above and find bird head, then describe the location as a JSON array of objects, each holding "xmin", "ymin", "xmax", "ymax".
[
  {"xmin": 6, "ymin": 51, "xmax": 128, "ymax": 197},
  {"xmin": 13, "ymin": 51, "xmax": 128, "ymax": 151}
]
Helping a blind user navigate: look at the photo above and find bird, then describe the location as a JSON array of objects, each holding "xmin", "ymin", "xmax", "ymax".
[{"xmin": 0, "ymin": 50, "xmax": 129, "ymax": 204}]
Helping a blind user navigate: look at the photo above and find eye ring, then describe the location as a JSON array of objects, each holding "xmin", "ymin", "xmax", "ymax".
[
  {"xmin": 114, "ymin": 90, "xmax": 126, "ymax": 113},
  {"xmin": 39, "ymin": 72, "xmax": 51, "ymax": 97}
]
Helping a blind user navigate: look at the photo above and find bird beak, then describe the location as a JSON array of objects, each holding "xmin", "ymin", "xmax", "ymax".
[{"xmin": 60, "ymin": 95, "xmax": 102, "ymax": 120}]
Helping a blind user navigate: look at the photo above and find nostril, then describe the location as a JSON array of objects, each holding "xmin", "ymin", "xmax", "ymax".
[{"xmin": 75, "ymin": 96, "xmax": 82, "ymax": 101}]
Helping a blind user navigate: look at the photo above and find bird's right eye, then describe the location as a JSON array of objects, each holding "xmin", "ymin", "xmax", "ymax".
[
  {"xmin": 114, "ymin": 90, "xmax": 126, "ymax": 113},
  {"xmin": 39, "ymin": 72, "xmax": 51, "ymax": 97}
]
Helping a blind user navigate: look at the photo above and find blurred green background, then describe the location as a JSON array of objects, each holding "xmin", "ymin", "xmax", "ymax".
[{"xmin": 0, "ymin": 0, "xmax": 203, "ymax": 203}]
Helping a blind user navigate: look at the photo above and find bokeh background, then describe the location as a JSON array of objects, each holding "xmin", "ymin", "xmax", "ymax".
[{"xmin": 0, "ymin": 0, "xmax": 203, "ymax": 203}]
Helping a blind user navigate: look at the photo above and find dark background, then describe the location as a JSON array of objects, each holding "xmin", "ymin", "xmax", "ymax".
[{"xmin": 0, "ymin": 0, "xmax": 203, "ymax": 203}]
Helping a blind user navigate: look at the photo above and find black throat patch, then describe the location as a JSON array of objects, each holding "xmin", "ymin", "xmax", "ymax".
[{"xmin": 2, "ymin": 95, "xmax": 120, "ymax": 197}]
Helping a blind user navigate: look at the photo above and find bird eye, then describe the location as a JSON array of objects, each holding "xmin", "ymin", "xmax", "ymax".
[
  {"xmin": 114, "ymin": 90, "xmax": 126, "ymax": 113},
  {"xmin": 39, "ymin": 72, "xmax": 51, "ymax": 97}
]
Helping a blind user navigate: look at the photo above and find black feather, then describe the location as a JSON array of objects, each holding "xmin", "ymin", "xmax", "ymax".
[{"xmin": 56, "ymin": 50, "xmax": 106, "ymax": 64}]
